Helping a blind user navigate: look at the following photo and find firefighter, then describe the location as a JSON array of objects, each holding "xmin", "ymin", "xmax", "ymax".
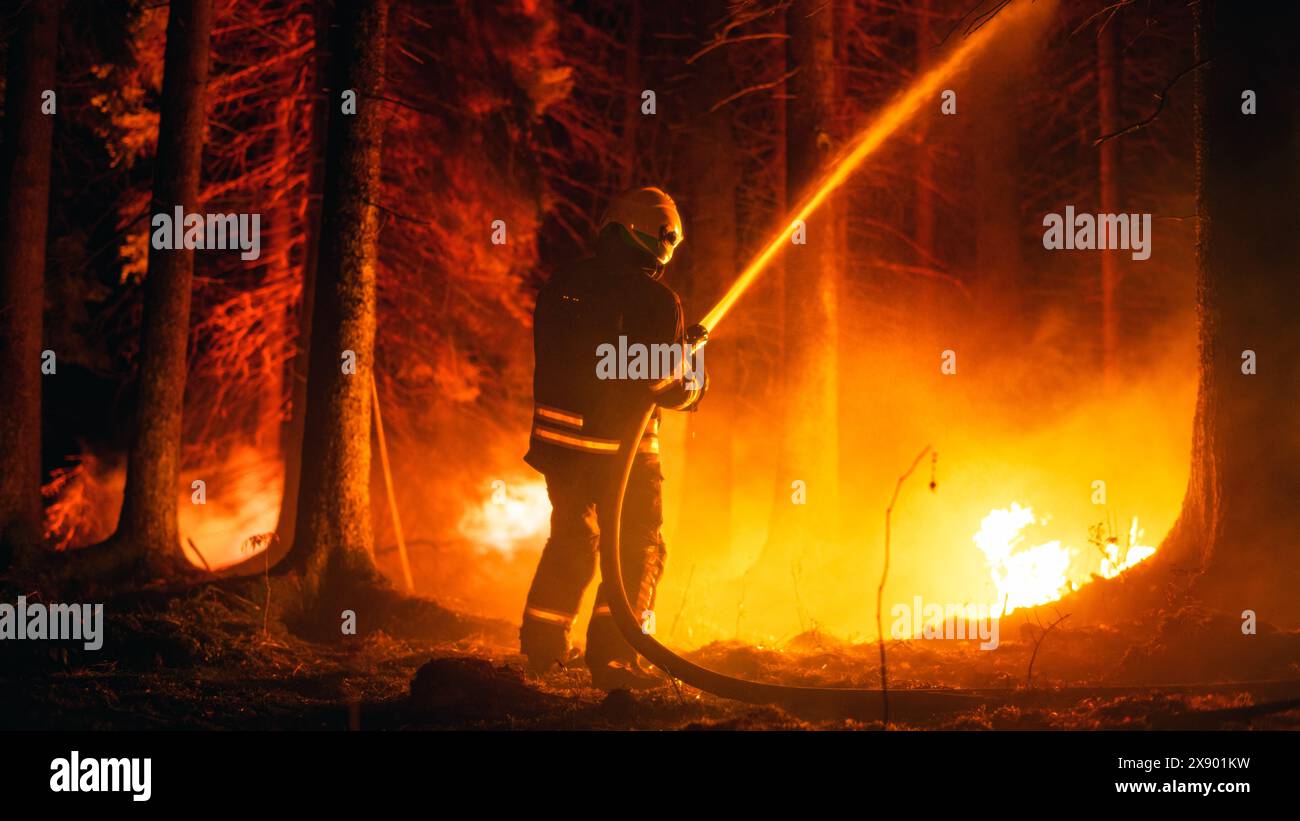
[{"xmin": 520, "ymin": 187, "xmax": 707, "ymax": 690}]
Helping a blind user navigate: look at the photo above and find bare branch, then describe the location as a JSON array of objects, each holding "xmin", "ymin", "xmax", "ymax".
[
  {"xmin": 1069, "ymin": 0, "xmax": 1136, "ymax": 40},
  {"xmin": 708, "ymin": 68, "xmax": 800, "ymax": 114},
  {"xmin": 686, "ymin": 32, "xmax": 789, "ymax": 65},
  {"xmin": 1025, "ymin": 610, "xmax": 1071, "ymax": 689},
  {"xmin": 937, "ymin": 0, "xmax": 1011, "ymax": 47},
  {"xmin": 1094, "ymin": 59, "xmax": 1211, "ymax": 146},
  {"xmin": 877, "ymin": 445, "xmax": 933, "ymax": 729}
]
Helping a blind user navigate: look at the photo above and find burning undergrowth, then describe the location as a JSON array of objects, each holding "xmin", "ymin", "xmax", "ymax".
[{"xmin": 41, "ymin": 445, "xmax": 283, "ymax": 571}]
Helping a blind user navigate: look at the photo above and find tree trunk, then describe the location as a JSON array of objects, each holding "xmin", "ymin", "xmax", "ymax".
[
  {"xmin": 761, "ymin": 0, "xmax": 840, "ymax": 569},
  {"xmin": 1158, "ymin": 0, "xmax": 1300, "ymax": 623},
  {"xmin": 276, "ymin": 0, "xmax": 332, "ymax": 550},
  {"xmin": 0, "ymin": 0, "xmax": 60, "ymax": 570},
  {"xmin": 678, "ymin": 0, "xmax": 739, "ymax": 568},
  {"xmin": 913, "ymin": 0, "xmax": 939, "ymax": 327},
  {"xmin": 281, "ymin": 0, "xmax": 389, "ymax": 615},
  {"xmin": 619, "ymin": 0, "xmax": 641, "ymax": 188},
  {"xmin": 1097, "ymin": 15, "xmax": 1122, "ymax": 386},
  {"xmin": 115, "ymin": 0, "xmax": 213, "ymax": 572},
  {"xmin": 969, "ymin": 25, "xmax": 1023, "ymax": 332}
]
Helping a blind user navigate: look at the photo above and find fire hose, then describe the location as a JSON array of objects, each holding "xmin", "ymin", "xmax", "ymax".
[{"xmin": 597, "ymin": 390, "xmax": 989, "ymax": 720}]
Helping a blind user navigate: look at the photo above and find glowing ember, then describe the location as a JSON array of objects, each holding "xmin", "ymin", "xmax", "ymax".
[
  {"xmin": 458, "ymin": 479, "xmax": 551, "ymax": 555},
  {"xmin": 975, "ymin": 503, "xmax": 1156, "ymax": 617}
]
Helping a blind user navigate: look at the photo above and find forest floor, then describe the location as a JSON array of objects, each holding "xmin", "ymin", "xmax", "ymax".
[{"xmin": 3, "ymin": 578, "xmax": 1300, "ymax": 730}]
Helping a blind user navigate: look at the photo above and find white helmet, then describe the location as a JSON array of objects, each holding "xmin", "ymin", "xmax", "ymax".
[{"xmin": 599, "ymin": 187, "xmax": 684, "ymax": 265}]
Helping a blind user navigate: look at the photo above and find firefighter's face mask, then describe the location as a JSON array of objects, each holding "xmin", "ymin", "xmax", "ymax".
[{"xmin": 600, "ymin": 187, "xmax": 684, "ymax": 267}]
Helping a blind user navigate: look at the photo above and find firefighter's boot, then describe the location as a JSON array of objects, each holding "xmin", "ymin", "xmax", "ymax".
[{"xmin": 520, "ymin": 618, "xmax": 569, "ymax": 674}]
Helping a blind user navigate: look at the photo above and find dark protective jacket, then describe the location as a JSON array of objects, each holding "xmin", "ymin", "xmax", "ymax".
[{"xmin": 524, "ymin": 233, "xmax": 705, "ymax": 476}]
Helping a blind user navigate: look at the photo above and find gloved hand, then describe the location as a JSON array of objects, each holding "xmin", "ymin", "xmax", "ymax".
[{"xmin": 684, "ymin": 323, "xmax": 709, "ymax": 347}]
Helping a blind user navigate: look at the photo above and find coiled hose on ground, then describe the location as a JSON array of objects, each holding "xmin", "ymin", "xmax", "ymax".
[{"xmin": 598, "ymin": 399, "xmax": 991, "ymax": 721}]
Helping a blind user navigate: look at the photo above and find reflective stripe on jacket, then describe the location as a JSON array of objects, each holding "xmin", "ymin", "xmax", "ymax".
[{"xmin": 530, "ymin": 409, "xmax": 659, "ymax": 455}]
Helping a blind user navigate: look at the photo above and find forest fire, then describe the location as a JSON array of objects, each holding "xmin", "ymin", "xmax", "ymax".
[
  {"xmin": 975, "ymin": 503, "xmax": 1156, "ymax": 616},
  {"xmin": 2, "ymin": 0, "xmax": 1298, "ymax": 789}
]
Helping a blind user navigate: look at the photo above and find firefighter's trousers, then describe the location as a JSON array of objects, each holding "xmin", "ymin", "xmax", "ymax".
[{"xmin": 520, "ymin": 456, "xmax": 666, "ymax": 670}]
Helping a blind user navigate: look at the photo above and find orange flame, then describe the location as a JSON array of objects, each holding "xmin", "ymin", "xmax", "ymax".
[
  {"xmin": 975, "ymin": 503, "xmax": 1156, "ymax": 617},
  {"xmin": 458, "ymin": 478, "xmax": 551, "ymax": 555}
]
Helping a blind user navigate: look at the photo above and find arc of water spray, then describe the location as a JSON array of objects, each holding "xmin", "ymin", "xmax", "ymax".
[{"xmin": 699, "ymin": 1, "xmax": 1038, "ymax": 335}]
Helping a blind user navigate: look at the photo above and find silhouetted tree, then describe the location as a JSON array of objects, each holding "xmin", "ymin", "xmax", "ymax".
[
  {"xmin": 1096, "ymin": 15, "xmax": 1122, "ymax": 386},
  {"xmin": 1158, "ymin": 0, "xmax": 1300, "ymax": 623},
  {"xmin": 0, "ymin": 0, "xmax": 60, "ymax": 570},
  {"xmin": 968, "ymin": 15, "xmax": 1024, "ymax": 329},
  {"xmin": 276, "ymin": 0, "xmax": 333, "ymax": 551},
  {"xmin": 280, "ymin": 0, "xmax": 390, "ymax": 620},
  {"xmin": 112, "ymin": 0, "xmax": 214, "ymax": 578}
]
